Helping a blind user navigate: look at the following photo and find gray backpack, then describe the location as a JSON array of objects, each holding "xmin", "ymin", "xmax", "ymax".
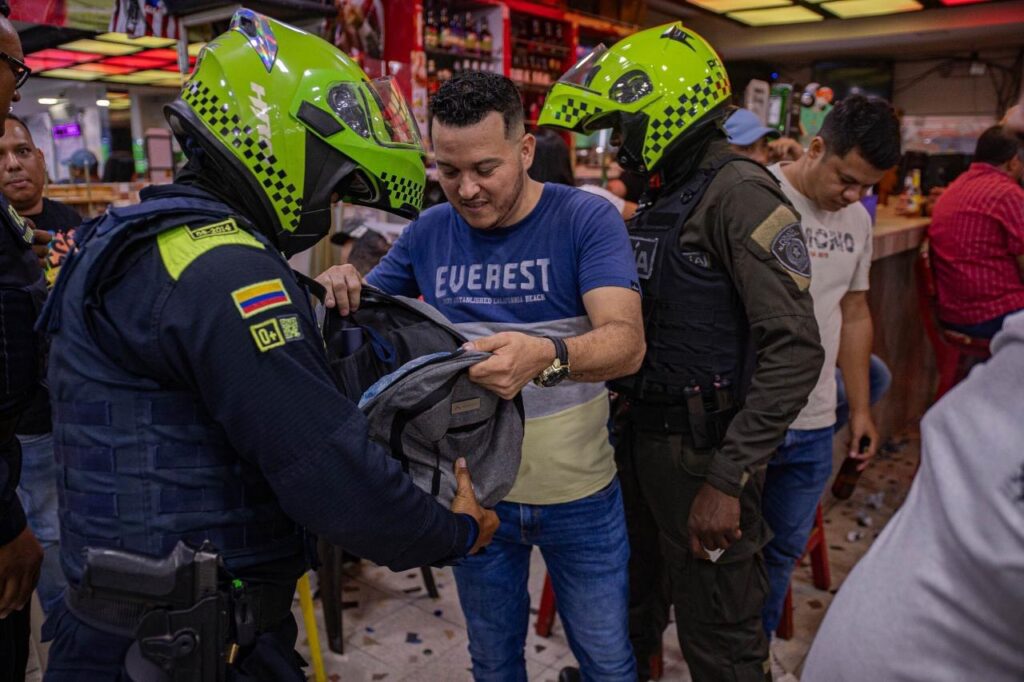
[{"xmin": 321, "ymin": 286, "xmax": 524, "ymax": 507}]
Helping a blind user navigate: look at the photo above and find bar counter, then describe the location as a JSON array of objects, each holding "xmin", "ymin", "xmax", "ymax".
[{"xmin": 865, "ymin": 204, "xmax": 933, "ymax": 446}]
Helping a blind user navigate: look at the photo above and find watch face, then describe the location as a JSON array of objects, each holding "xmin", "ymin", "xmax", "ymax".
[{"xmin": 541, "ymin": 365, "xmax": 571, "ymax": 387}]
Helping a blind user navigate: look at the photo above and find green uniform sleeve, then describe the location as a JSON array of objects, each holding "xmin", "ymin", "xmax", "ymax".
[{"xmin": 704, "ymin": 178, "xmax": 824, "ymax": 497}]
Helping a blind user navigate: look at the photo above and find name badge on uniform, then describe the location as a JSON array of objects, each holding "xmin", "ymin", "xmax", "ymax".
[{"xmin": 631, "ymin": 236, "xmax": 659, "ymax": 280}]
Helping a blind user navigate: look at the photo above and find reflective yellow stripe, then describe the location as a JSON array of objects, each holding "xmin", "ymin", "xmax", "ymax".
[{"xmin": 157, "ymin": 219, "xmax": 264, "ymax": 280}]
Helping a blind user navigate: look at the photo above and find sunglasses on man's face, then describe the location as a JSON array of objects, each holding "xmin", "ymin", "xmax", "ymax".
[{"xmin": 0, "ymin": 52, "xmax": 30, "ymax": 90}]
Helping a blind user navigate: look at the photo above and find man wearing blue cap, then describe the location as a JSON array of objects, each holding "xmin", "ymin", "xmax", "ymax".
[
  {"xmin": 62, "ymin": 148, "xmax": 99, "ymax": 184},
  {"xmin": 724, "ymin": 107, "xmax": 803, "ymax": 166}
]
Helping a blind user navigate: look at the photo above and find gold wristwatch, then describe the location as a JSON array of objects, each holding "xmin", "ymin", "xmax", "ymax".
[{"xmin": 533, "ymin": 336, "xmax": 570, "ymax": 387}]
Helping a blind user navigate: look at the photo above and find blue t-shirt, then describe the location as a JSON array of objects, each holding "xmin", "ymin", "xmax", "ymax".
[
  {"xmin": 369, "ymin": 182, "xmax": 639, "ymax": 505},
  {"xmin": 367, "ymin": 182, "xmax": 638, "ymax": 326}
]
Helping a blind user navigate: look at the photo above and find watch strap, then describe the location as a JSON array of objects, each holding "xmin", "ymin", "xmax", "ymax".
[{"xmin": 545, "ymin": 336, "xmax": 568, "ymax": 365}]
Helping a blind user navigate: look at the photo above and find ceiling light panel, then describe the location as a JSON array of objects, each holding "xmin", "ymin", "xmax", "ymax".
[
  {"xmin": 689, "ymin": 0, "xmax": 791, "ymax": 11},
  {"xmin": 728, "ymin": 6, "xmax": 825, "ymax": 25},
  {"xmin": 96, "ymin": 32, "xmax": 177, "ymax": 48},
  {"xmin": 61, "ymin": 39, "xmax": 143, "ymax": 56},
  {"xmin": 820, "ymin": 0, "xmax": 923, "ymax": 18},
  {"xmin": 38, "ymin": 68, "xmax": 104, "ymax": 81}
]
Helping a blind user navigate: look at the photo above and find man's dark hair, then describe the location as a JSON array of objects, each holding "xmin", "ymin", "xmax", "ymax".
[
  {"xmin": 973, "ymin": 125, "xmax": 1022, "ymax": 166},
  {"xmin": 348, "ymin": 231, "xmax": 391, "ymax": 276},
  {"xmin": 429, "ymin": 71, "xmax": 524, "ymax": 139},
  {"xmin": 528, "ymin": 128, "xmax": 573, "ymax": 186},
  {"xmin": 819, "ymin": 94, "xmax": 901, "ymax": 170}
]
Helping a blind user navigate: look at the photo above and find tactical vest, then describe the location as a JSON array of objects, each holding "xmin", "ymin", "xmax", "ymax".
[
  {"xmin": 610, "ymin": 156, "xmax": 760, "ymax": 432},
  {"xmin": 40, "ymin": 188, "xmax": 304, "ymax": 585}
]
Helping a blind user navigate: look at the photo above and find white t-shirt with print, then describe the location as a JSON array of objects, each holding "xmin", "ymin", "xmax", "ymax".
[{"xmin": 770, "ymin": 163, "xmax": 873, "ymax": 430}]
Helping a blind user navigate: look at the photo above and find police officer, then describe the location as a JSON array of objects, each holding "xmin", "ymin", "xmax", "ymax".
[
  {"xmin": 541, "ymin": 24, "xmax": 823, "ymax": 681},
  {"xmin": 0, "ymin": 8, "xmax": 46, "ymax": 680},
  {"xmin": 40, "ymin": 11, "xmax": 497, "ymax": 680}
]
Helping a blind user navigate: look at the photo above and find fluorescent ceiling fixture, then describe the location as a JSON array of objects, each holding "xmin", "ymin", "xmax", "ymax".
[
  {"xmin": 61, "ymin": 39, "xmax": 142, "ymax": 56},
  {"xmin": 96, "ymin": 99, "xmax": 110, "ymax": 107},
  {"xmin": 688, "ymin": 0, "xmax": 791, "ymax": 11},
  {"xmin": 38, "ymin": 68, "xmax": 103, "ymax": 81},
  {"xmin": 728, "ymin": 6, "xmax": 825, "ymax": 24},
  {"xmin": 96, "ymin": 32, "xmax": 177, "ymax": 48},
  {"xmin": 37, "ymin": 97, "xmax": 60, "ymax": 105},
  {"xmin": 820, "ymin": 0, "xmax": 923, "ymax": 18}
]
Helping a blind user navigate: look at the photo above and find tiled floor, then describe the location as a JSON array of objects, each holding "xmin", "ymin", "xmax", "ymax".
[{"xmin": 293, "ymin": 430, "xmax": 922, "ymax": 681}]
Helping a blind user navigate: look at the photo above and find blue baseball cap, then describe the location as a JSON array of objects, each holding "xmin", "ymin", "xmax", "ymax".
[
  {"xmin": 62, "ymin": 149, "xmax": 99, "ymax": 169},
  {"xmin": 724, "ymin": 108, "xmax": 780, "ymax": 146}
]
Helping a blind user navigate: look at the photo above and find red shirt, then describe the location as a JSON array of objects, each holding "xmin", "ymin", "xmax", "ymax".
[{"xmin": 928, "ymin": 163, "xmax": 1024, "ymax": 325}]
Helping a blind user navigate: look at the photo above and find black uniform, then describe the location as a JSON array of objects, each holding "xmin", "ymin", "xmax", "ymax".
[
  {"xmin": 611, "ymin": 138, "xmax": 823, "ymax": 681},
  {"xmin": 40, "ymin": 184, "xmax": 477, "ymax": 680},
  {"xmin": 0, "ymin": 195, "xmax": 46, "ymax": 681}
]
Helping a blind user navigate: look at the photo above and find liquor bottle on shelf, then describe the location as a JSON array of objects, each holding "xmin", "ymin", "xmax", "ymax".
[
  {"xmin": 531, "ymin": 18, "xmax": 541, "ymax": 41},
  {"xmin": 555, "ymin": 22, "xmax": 563, "ymax": 41},
  {"xmin": 425, "ymin": 7, "xmax": 438, "ymax": 50},
  {"xmin": 450, "ymin": 11, "xmax": 464, "ymax": 52},
  {"xmin": 479, "ymin": 20, "xmax": 492, "ymax": 57},
  {"xmin": 464, "ymin": 13, "xmax": 478, "ymax": 53},
  {"xmin": 439, "ymin": 6, "xmax": 451, "ymax": 50}
]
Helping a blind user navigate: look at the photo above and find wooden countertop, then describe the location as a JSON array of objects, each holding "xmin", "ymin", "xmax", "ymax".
[{"xmin": 872, "ymin": 204, "xmax": 929, "ymax": 261}]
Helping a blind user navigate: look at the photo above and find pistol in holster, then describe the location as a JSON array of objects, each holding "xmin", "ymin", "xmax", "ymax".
[{"xmin": 70, "ymin": 541, "xmax": 242, "ymax": 682}]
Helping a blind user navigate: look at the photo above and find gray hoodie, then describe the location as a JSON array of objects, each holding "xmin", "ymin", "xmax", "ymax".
[{"xmin": 803, "ymin": 310, "xmax": 1024, "ymax": 681}]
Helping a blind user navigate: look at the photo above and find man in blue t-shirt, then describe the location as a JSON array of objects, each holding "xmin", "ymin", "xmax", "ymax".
[{"xmin": 318, "ymin": 71, "xmax": 645, "ymax": 681}]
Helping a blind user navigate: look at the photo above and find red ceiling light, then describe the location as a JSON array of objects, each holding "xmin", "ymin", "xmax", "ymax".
[
  {"xmin": 135, "ymin": 48, "xmax": 180, "ymax": 62},
  {"xmin": 938, "ymin": 0, "xmax": 990, "ymax": 4},
  {"xmin": 103, "ymin": 54, "xmax": 171, "ymax": 69},
  {"xmin": 26, "ymin": 48, "xmax": 101, "ymax": 71}
]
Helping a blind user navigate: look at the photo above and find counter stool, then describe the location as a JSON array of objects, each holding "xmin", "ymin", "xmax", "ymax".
[
  {"xmin": 535, "ymin": 574, "xmax": 665, "ymax": 679},
  {"xmin": 775, "ymin": 502, "xmax": 830, "ymax": 640},
  {"xmin": 915, "ymin": 239, "xmax": 992, "ymax": 401}
]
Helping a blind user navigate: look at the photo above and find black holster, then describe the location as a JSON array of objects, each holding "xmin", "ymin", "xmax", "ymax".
[{"xmin": 68, "ymin": 541, "xmax": 229, "ymax": 682}]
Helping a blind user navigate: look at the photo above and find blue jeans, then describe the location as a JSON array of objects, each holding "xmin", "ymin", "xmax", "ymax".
[
  {"xmin": 16, "ymin": 432, "xmax": 67, "ymax": 616},
  {"xmin": 834, "ymin": 354, "xmax": 892, "ymax": 431},
  {"xmin": 453, "ymin": 479, "xmax": 635, "ymax": 682},
  {"xmin": 761, "ymin": 355, "xmax": 892, "ymax": 635},
  {"xmin": 760, "ymin": 426, "xmax": 835, "ymax": 635}
]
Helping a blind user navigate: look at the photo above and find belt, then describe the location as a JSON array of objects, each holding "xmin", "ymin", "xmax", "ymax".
[
  {"xmin": 67, "ymin": 579, "xmax": 295, "ymax": 639},
  {"xmin": 625, "ymin": 399, "xmax": 738, "ymax": 450}
]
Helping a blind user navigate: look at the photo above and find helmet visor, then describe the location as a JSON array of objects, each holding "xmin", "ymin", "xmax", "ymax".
[
  {"xmin": 366, "ymin": 76, "xmax": 423, "ymax": 150},
  {"xmin": 558, "ymin": 44, "xmax": 608, "ymax": 91}
]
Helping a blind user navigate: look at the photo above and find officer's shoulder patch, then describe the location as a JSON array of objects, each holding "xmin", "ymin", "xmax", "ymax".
[
  {"xmin": 157, "ymin": 218, "xmax": 264, "ymax": 280},
  {"xmin": 249, "ymin": 314, "xmax": 304, "ymax": 353},
  {"xmin": 748, "ymin": 205, "xmax": 810, "ymax": 291},
  {"xmin": 232, "ymin": 279, "xmax": 292, "ymax": 319}
]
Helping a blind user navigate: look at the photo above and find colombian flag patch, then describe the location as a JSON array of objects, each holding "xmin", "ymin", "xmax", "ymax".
[{"xmin": 231, "ymin": 278, "xmax": 292, "ymax": 318}]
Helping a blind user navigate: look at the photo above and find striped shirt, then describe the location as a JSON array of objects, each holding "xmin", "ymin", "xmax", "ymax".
[{"xmin": 928, "ymin": 163, "xmax": 1024, "ymax": 326}]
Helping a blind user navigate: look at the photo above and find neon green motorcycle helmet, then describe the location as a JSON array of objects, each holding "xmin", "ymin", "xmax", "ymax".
[
  {"xmin": 165, "ymin": 9, "xmax": 425, "ymax": 256},
  {"xmin": 539, "ymin": 22, "xmax": 730, "ymax": 174}
]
